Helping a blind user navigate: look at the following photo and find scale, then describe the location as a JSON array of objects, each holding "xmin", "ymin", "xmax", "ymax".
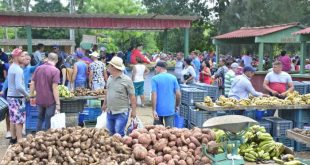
[{"xmin": 202, "ymin": 115, "xmax": 258, "ymax": 165}]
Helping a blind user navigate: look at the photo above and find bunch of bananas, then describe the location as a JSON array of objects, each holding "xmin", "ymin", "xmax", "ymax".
[
  {"xmin": 302, "ymin": 93, "xmax": 310, "ymax": 104},
  {"xmin": 216, "ymin": 95, "xmax": 238, "ymax": 107},
  {"xmin": 239, "ymin": 125, "xmax": 287, "ymax": 162},
  {"xmin": 285, "ymin": 91, "xmax": 306, "ymax": 105},
  {"xmin": 238, "ymin": 99, "xmax": 251, "ymax": 106},
  {"xmin": 204, "ymin": 96, "xmax": 214, "ymax": 107},
  {"xmin": 273, "ymin": 154, "xmax": 302, "ymax": 165},
  {"xmin": 58, "ymin": 85, "xmax": 74, "ymax": 98}
]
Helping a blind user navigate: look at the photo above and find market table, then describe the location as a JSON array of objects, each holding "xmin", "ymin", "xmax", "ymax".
[{"xmin": 286, "ymin": 130, "xmax": 310, "ymax": 148}]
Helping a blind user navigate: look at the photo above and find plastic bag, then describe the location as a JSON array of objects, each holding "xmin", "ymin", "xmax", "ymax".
[
  {"xmin": 51, "ymin": 113, "xmax": 66, "ymax": 129},
  {"xmin": 127, "ymin": 117, "xmax": 144, "ymax": 134},
  {"xmin": 174, "ymin": 112, "xmax": 185, "ymax": 128},
  {"xmin": 95, "ymin": 112, "xmax": 107, "ymax": 128}
]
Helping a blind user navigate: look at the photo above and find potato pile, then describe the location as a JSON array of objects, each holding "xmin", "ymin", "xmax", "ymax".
[
  {"xmin": 74, "ymin": 88, "xmax": 105, "ymax": 96},
  {"xmin": 123, "ymin": 125, "xmax": 216, "ymax": 165},
  {"xmin": 1, "ymin": 127, "xmax": 133, "ymax": 165}
]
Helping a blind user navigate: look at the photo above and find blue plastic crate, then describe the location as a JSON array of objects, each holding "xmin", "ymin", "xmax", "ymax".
[
  {"xmin": 180, "ymin": 104, "xmax": 193, "ymax": 120},
  {"xmin": 302, "ymin": 81, "xmax": 310, "ymax": 93},
  {"xmin": 181, "ymin": 88, "xmax": 208, "ymax": 106},
  {"xmin": 278, "ymin": 109, "xmax": 310, "ymax": 124},
  {"xmin": 274, "ymin": 137, "xmax": 294, "ymax": 147},
  {"xmin": 25, "ymin": 102, "xmax": 38, "ymax": 116},
  {"xmin": 83, "ymin": 107, "xmax": 102, "ymax": 121},
  {"xmin": 292, "ymin": 81, "xmax": 307, "ymax": 94},
  {"xmin": 192, "ymin": 83, "xmax": 219, "ymax": 101},
  {"xmin": 259, "ymin": 121, "xmax": 272, "ymax": 134},
  {"xmin": 263, "ymin": 117, "xmax": 293, "ymax": 137},
  {"xmin": 189, "ymin": 106, "xmax": 217, "ymax": 127},
  {"xmin": 243, "ymin": 110, "xmax": 256, "ymax": 119}
]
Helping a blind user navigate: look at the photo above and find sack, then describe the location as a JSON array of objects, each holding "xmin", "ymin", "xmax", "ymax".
[
  {"xmin": 51, "ymin": 113, "xmax": 66, "ymax": 129},
  {"xmin": 127, "ymin": 117, "xmax": 144, "ymax": 134},
  {"xmin": 95, "ymin": 112, "xmax": 107, "ymax": 128},
  {"xmin": 0, "ymin": 97, "xmax": 8, "ymax": 122},
  {"xmin": 66, "ymin": 68, "xmax": 74, "ymax": 82}
]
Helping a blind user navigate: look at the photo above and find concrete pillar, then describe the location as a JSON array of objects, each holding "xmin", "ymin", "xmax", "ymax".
[
  {"xmin": 184, "ymin": 28, "xmax": 189, "ymax": 57},
  {"xmin": 258, "ymin": 42, "xmax": 264, "ymax": 71},
  {"xmin": 26, "ymin": 26, "xmax": 32, "ymax": 54},
  {"xmin": 300, "ymin": 42, "xmax": 306, "ymax": 74}
]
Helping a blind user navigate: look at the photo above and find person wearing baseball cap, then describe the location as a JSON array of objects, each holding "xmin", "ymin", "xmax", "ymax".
[
  {"xmin": 224, "ymin": 62, "xmax": 240, "ymax": 95},
  {"xmin": 228, "ymin": 66, "xmax": 268, "ymax": 100},
  {"xmin": 102, "ymin": 56, "xmax": 136, "ymax": 136},
  {"xmin": 151, "ymin": 60, "xmax": 181, "ymax": 127},
  {"xmin": 7, "ymin": 48, "xmax": 29, "ymax": 144}
]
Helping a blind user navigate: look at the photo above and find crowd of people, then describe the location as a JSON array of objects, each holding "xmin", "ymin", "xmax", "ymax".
[{"xmin": 0, "ymin": 44, "xmax": 302, "ymax": 142}]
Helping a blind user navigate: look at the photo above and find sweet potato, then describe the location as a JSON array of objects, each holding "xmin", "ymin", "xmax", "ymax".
[
  {"xmin": 154, "ymin": 156, "xmax": 164, "ymax": 164},
  {"xmin": 178, "ymin": 159, "xmax": 187, "ymax": 165},
  {"xmin": 169, "ymin": 134, "xmax": 177, "ymax": 141},
  {"xmin": 168, "ymin": 141, "xmax": 176, "ymax": 147},
  {"xmin": 164, "ymin": 154, "xmax": 172, "ymax": 162},
  {"xmin": 163, "ymin": 146, "xmax": 172, "ymax": 154},
  {"xmin": 167, "ymin": 159, "xmax": 175, "ymax": 165},
  {"xmin": 186, "ymin": 156, "xmax": 194, "ymax": 165},
  {"xmin": 153, "ymin": 139, "xmax": 168, "ymax": 152},
  {"xmin": 138, "ymin": 134, "xmax": 152, "ymax": 147},
  {"xmin": 133, "ymin": 145, "xmax": 147, "ymax": 160},
  {"xmin": 144, "ymin": 156, "xmax": 155, "ymax": 165},
  {"xmin": 190, "ymin": 136, "xmax": 200, "ymax": 146},
  {"xmin": 188, "ymin": 143, "xmax": 196, "ymax": 150},
  {"xmin": 130, "ymin": 130, "xmax": 141, "ymax": 139},
  {"xmin": 123, "ymin": 136, "xmax": 133, "ymax": 146},
  {"xmin": 148, "ymin": 149, "xmax": 156, "ymax": 158}
]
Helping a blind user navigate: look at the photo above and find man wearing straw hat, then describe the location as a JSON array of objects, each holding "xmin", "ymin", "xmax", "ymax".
[{"xmin": 102, "ymin": 56, "xmax": 136, "ymax": 136}]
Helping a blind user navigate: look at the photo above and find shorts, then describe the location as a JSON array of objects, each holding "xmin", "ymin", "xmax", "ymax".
[
  {"xmin": 133, "ymin": 81, "xmax": 144, "ymax": 96},
  {"xmin": 7, "ymin": 97, "xmax": 26, "ymax": 124}
]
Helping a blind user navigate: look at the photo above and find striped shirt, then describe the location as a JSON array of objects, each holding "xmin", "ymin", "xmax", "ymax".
[{"xmin": 224, "ymin": 70, "xmax": 236, "ymax": 95}]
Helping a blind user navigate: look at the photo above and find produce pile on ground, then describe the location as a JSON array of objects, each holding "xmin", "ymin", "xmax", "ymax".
[
  {"xmin": 74, "ymin": 88, "xmax": 105, "ymax": 96},
  {"xmin": 1, "ymin": 127, "xmax": 132, "ymax": 165},
  {"xmin": 58, "ymin": 85, "xmax": 74, "ymax": 98},
  {"xmin": 292, "ymin": 128, "xmax": 310, "ymax": 137},
  {"xmin": 124, "ymin": 125, "xmax": 216, "ymax": 165},
  {"xmin": 203, "ymin": 91, "xmax": 310, "ymax": 107}
]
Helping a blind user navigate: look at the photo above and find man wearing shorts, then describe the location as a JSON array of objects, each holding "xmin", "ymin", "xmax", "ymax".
[
  {"xmin": 132, "ymin": 58, "xmax": 149, "ymax": 107},
  {"xmin": 7, "ymin": 48, "xmax": 29, "ymax": 144}
]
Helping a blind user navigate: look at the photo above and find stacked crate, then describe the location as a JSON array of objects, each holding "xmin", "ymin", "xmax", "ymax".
[
  {"xmin": 25, "ymin": 102, "xmax": 39, "ymax": 134},
  {"xmin": 263, "ymin": 117, "xmax": 294, "ymax": 147}
]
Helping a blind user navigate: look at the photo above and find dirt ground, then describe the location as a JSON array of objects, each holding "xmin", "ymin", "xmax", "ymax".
[{"xmin": 0, "ymin": 105, "xmax": 309, "ymax": 164}]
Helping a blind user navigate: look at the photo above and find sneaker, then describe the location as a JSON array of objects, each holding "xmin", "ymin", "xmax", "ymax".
[
  {"xmin": 9, "ymin": 138, "xmax": 17, "ymax": 145},
  {"xmin": 5, "ymin": 132, "xmax": 11, "ymax": 139}
]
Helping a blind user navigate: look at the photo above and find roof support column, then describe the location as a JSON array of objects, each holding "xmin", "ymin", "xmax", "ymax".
[
  {"xmin": 258, "ymin": 42, "xmax": 264, "ymax": 71},
  {"xmin": 215, "ymin": 44, "xmax": 219, "ymax": 64},
  {"xmin": 26, "ymin": 26, "xmax": 32, "ymax": 54},
  {"xmin": 163, "ymin": 29, "xmax": 168, "ymax": 52},
  {"xmin": 300, "ymin": 42, "xmax": 306, "ymax": 74},
  {"xmin": 184, "ymin": 28, "xmax": 189, "ymax": 57}
]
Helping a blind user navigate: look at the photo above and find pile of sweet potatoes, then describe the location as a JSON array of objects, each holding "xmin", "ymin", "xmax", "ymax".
[
  {"xmin": 1, "ymin": 127, "xmax": 133, "ymax": 165},
  {"xmin": 124, "ymin": 125, "xmax": 217, "ymax": 165}
]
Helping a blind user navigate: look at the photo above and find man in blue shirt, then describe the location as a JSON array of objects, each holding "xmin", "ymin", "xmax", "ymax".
[
  {"xmin": 151, "ymin": 61, "xmax": 181, "ymax": 127},
  {"xmin": 191, "ymin": 51, "xmax": 201, "ymax": 81}
]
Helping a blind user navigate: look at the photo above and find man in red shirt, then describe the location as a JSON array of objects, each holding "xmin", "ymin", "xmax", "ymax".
[
  {"xmin": 130, "ymin": 44, "xmax": 150, "ymax": 64},
  {"xmin": 278, "ymin": 50, "xmax": 291, "ymax": 72}
]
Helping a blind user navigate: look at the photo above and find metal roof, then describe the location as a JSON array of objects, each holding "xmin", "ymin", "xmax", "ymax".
[
  {"xmin": 214, "ymin": 22, "xmax": 301, "ymax": 39},
  {"xmin": 0, "ymin": 39, "xmax": 75, "ymax": 46},
  {"xmin": 293, "ymin": 27, "xmax": 310, "ymax": 35},
  {"xmin": 0, "ymin": 12, "xmax": 199, "ymax": 29}
]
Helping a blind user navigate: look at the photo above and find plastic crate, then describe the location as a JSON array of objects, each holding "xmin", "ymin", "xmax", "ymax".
[
  {"xmin": 292, "ymin": 81, "xmax": 307, "ymax": 94},
  {"xmin": 87, "ymin": 100, "xmax": 101, "ymax": 108},
  {"xmin": 192, "ymin": 83, "xmax": 219, "ymax": 100},
  {"xmin": 278, "ymin": 109, "xmax": 310, "ymax": 124},
  {"xmin": 263, "ymin": 117, "xmax": 293, "ymax": 137},
  {"xmin": 302, "ymin": 81, "xmax": 310, "ymax": 93},
  {"xmin": 25, "ymin": 102, "xmax": 38, "ymax": 117},
  {"xmin": 180, "ymin": 104, "xmax": 192, "ymax": 119},
  {"xmin": 60, "ymin": 100, "xmax": 84, "ymax": 113},
  {"xmin": 259, "ymin": 121, "xmax": 272, "ymax": 134},
  {"xmin": 179, "ymin": 84, "xmax": 196, "ymax": 89},
  {"xmin": 84, "ymin": 107, "xmax": 102, "ymax": 121},
  {"xmin": 274, "ymin": 137, "xmax": 294, "ymax": 148},
  {"xmin": 189, "ymin": 106, "xmax": 217, "ymax": 127},
  {"xmin": 184, "ymin": 119, "xmax": 189, "ymax": 129},
  {"xmin": 181, "ymin": 88, "xmax": 208, "ymax": 105},
  {"xmin": 294, "ymin": 142, "xmax": 310, "ymax": 152},
  {"xmin": 243, "ymin": 110, "xmax": 256, "ymax": 119},
  {"xmin": 83, "ymin": 121, "xmax": 96, "ymax": 128}
]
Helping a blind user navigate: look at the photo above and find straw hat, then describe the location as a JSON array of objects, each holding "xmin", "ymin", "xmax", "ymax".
[
  {"xmin": 89, "ymin": 51, "xmax": 99, "ymax": 58},
  {"xmin": 108, "ymin": 56, "xmax": 125, "ymax": 71}
]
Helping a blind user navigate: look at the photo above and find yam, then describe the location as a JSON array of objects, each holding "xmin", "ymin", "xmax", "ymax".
[{"xmin": 133, "ymin": 145, "xmax": 147, "ymax": 160}]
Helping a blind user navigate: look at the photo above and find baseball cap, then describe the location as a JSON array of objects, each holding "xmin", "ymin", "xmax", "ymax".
[
  {"xmin": 52, "ymin": 45, "xmax": 59, "ymax": 49},
  {"xmin": 11, "ymin": 48, "xmax": 23, "ymax": 57},
  {"xmin": 100, "ymin": 47, "xmax": 106, "ymax": 52},
  {"xmin": 231, "ymin": 63, "xmax": 239, "ymax": 68},
  {"xmin": 75, "ymin": 51, "xmax": 84, "ymax": 58},
  {"xmin": 243, "ymin": 66, "xmax": 256, "ymax": 73},
  {"xmin": 89, "ymin": 51, "xmax": 99, "ymax": 58},
  {"xmin": 155, "ymin": 61, "xmax": 167, "ymax": 68}
]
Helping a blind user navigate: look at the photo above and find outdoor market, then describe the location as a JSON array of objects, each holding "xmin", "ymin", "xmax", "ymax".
[{"xmin": 0, "ymin": 0, "xmax": 310, "ymax": 165}]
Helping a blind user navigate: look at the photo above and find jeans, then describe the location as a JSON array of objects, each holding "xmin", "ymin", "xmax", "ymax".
[
  {"xmin": 106, "ymin": 111, "xmax": 129, "ymax": 136},
  {"xmin": 37, "ymin": 104, "xmax": 56, "ymax": 131},
  {"xmin": 93, "ymin": 81, "xmax": 105, "ymax": 90},
  {"xmin": 153, "ymin": 115, "xmax": 175, "ymax": 127},
  {"xmin": 75, "ymin": 80, "xmax": 86, "ymax": 89}
]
